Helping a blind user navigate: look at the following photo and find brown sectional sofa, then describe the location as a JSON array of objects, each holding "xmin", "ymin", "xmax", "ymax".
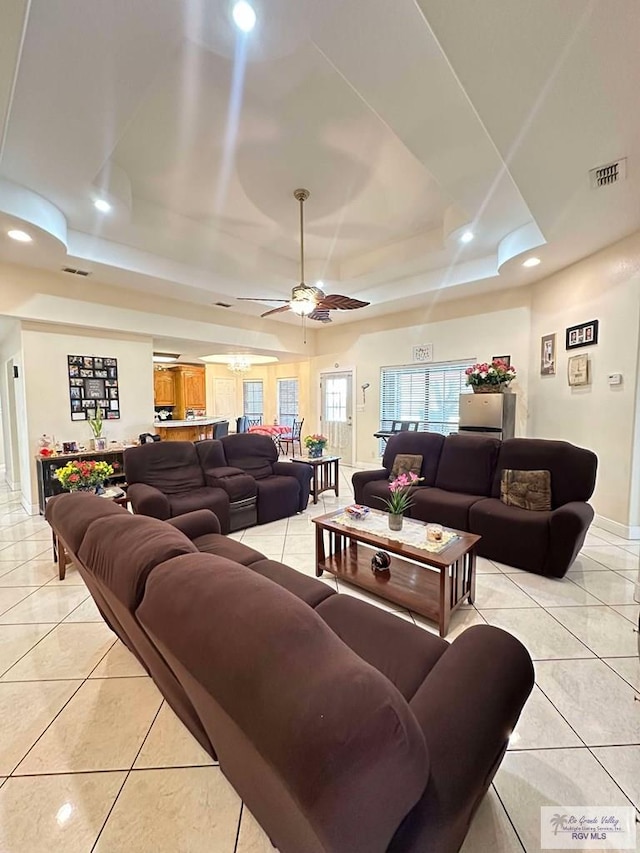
[
  {"xmin": 124, "ymin": 434, "xmax": 312, "ymax": 533},
  {"xmin": 46, "ymin": 492, "xmax": 534, "ymax": 853},
  {"xmin": 353, "ymin": 432, "xmax": 598, "ymax": 578}
]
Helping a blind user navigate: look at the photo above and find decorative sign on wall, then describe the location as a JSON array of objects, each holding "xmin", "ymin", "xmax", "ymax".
[
  {"xmin": 568, "ymin": 354, "xmax": 590, "ymax": 386},
  {"xmin": 412, "ymin": 344, "xmax": 434, "ymax": 363},
  {"xmin": 68, "ymin": 355, "xmax": 120, "ymax": 421}
]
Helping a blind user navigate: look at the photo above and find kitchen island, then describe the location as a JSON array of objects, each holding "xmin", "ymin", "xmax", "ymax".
[{"xmin": 154, "ymin": 418, "xmax": 226, "ymax": 442}]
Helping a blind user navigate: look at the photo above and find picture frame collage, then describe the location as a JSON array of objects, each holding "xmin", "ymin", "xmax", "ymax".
[
  {"xmin": 539, "ymin": 319, "xmax": 599, "ymax": 385},
  {"xmin": 68, "ymin": 355, "xmax": 120, "ymax": 421}
]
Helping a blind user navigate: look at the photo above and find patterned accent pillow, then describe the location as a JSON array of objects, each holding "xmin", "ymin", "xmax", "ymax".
[
  {"xmin": 389, "ymin": 454, "xmax": 423, "ymax": 481},
  {"xmin": 500, "ymin": 469, "xmax": 552, "ymax": 511}
]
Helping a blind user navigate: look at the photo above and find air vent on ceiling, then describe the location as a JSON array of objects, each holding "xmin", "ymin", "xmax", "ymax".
[
  {"xmin": 589, "ymin": 158, "xmax": 626, "ymax": 189},
  {"xmin": 214, "ymin": 301, "xmax": 232, "ymax": 308},
  {"xmin": 61, "ymin": 266, "xmax": 91, "ymax": 277}
]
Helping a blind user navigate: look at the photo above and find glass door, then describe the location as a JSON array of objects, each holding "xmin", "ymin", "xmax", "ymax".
[{"xmin": 320, "ymin": 371, "xmax": 353, "ymax": 463}]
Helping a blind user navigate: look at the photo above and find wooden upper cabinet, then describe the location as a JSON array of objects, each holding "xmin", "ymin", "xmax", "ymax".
[
  {"xmin": 182, "ymin": 368, "xmax": 206, "ymax": 409},
  {"xmin": 172, "ymin": 365, "xmax": 206, "ymax": 417},
  {"xmin": 153, "ymin": 369, "xmax": 176, "ymax": 406}
]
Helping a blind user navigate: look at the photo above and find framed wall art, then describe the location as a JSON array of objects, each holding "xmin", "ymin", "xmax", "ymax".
[
  {"xmin": 68, "ymin": 355, "xmax": 120, "ymax": 421},
  {"xmin": 540, "ymin": 333, "xmax": 556, "ymax": 376},
  {"xmin": 568, "ymin": 354, "xmax": 590, "ymax": 386},
  {"xmin": 566, "ymin": 319, "xmax": 599, "ymax": 350},
  {"xmin": 492, "ymin": 355, "xmax": 511, "ymax": 367}
]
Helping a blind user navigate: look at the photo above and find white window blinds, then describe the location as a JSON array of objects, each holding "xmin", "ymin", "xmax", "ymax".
[
  {"xmin": 379, "ymin": 360, "xmax": 474, "ymax": 436},
  {"xmin": 243, "ymin": 380, "xmax": 263, "ymax": 419},
  {"xmin": 277, "ymin": 378, "xmax": 299, "ymax": 427}
]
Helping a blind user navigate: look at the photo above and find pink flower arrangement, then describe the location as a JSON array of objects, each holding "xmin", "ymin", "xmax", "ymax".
[
  {"xmin": 380, "ymin": 471, "xmax": 423, "ymax": 515},
  {"xmin": 465, "ymin": 359, "xmax": 516, "ymax": 389}
]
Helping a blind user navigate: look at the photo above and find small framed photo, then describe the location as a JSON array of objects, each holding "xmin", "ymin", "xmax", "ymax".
[
  {"xmin": 568, "ymin": 354, "xmax": 590, "ymax": 386},
  {"xmin": 566, "ymin": 319, "xmax": 598, "ymax": 350},
  {"xmin": 492, "ymin": 355, "xmax": 510, "ymax": 367},
  {"xmin": 540, "ymin": 333, "xmax": 556, "ymax": 375}
]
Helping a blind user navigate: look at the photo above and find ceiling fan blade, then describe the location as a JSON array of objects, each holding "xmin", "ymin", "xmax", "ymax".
[
  {"xmin": 237, "ymin": 297, "xmax": 289, "ymax": 303},
  {"xmin": 317, "ymin": 294, "xmax": 370, "ymax": 311},
  {"xmin": 308, "ymin": 308, "xmax": 332, "ymax": 323},
  {"xmin": 260, "ymin": 305, "xmax": 292, "ymax": 318}
]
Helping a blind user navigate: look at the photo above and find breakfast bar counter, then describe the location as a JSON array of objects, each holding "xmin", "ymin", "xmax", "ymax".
[{"xmin": 155, "ymin": 418, "xmax": 224, "ymax": 442}]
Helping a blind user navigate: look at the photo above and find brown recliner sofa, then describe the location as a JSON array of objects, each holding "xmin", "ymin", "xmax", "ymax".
[
  {"xmin": 124, "ymin": 435, "xmax": 312, "ymax": 532},
  {"xmin": 353, "ymin": 433, "xmax": 597, "ymax": 578},
  {"xmin": 46, "ymin": 492, "xmax": 534, "ymax": 853}
]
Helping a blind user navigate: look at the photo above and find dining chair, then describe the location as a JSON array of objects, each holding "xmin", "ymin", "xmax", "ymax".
[
  {"xmin": 246, "ymin": 416, "xmax": 263, "ymax": 428},
  {"xmin": 278, "ymin": 418, "xmax": 304, "ymax": 456}
]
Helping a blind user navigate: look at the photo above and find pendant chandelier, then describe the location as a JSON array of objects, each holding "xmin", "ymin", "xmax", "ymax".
[{"xmin": 226, "ymin": 356, "xmax": 252, "ymax": 374}]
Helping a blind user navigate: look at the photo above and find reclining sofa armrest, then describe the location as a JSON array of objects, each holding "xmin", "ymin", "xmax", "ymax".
[
  {"xmin": 203, "ymin": 466, "xmax": 247, "ymax": 487},
  {"xmin": 546, "ymin": 501, "xmax": 595, "ymax": 578},
  {"xmin": 167, "ymin": 509, "xmax": 222, "ymax": 539},
  {"xmin": 392, "ymin": 625, "xmax": 533, "ymax": 853},
  {"xmin": 127, "ymin": 483, "xmax": 171, "ymax": 520},
  {"xmin": 352, "ymin": 468, "xmax": 388, "ymax": 504},
  {"xmin": 272, "ymin": 461, "xmax": 313, "ymax": 511}
]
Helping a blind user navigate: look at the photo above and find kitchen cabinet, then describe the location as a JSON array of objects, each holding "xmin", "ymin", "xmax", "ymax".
[
  {"xmin": 153, "ymin": 369, "xmax": 176, "ymax": 407},
  {"xmin": 173, "ymin": 365, "xmax": 206, "ymax": 418}
]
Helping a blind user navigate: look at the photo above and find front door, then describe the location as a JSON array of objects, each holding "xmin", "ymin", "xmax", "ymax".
[{"xmin": 320, "ymin": 371, "xmax": 353, "ymax": 464}]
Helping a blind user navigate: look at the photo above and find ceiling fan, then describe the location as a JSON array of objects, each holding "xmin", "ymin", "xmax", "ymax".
[{"xmin": 237, "ymin": 189, "xmax": 370, "ymax": 324}]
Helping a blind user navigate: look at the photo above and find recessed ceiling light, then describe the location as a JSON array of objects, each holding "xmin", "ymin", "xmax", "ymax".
[
  {"xmin": 232, "ymin": 1, "xmax": 256, "ymax": 32},
  {"xmin": 94, "ymin": 198, "xmax": 111, "ymax": 213},
  {"xmin": 7, "ymin": 229, "xmax": 32, "ymax": 242},
  {"xmin": 460, "ymin": 230, "xmax": 474, "ymax": 244},
  {"xmin": 522, "ymin": 257, "xmax": 541, "ymax": 267}
]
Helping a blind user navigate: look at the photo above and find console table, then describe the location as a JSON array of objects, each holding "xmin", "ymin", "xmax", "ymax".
[{"xmin": 36, "ymin": 448, "xmax": 127, "ymax": 515}]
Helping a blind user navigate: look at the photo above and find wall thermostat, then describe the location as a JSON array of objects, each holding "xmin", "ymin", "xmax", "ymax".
[{"xmin": 608, "ymin": 373, "xmax": 622, "ymax": 386}]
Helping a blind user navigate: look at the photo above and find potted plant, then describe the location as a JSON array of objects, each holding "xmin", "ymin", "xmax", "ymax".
[
  {"xmin": 378, "ymin": 472, "xmax": 423, "ymax": 531},
  {"xmin": 54, "ymin": 459, "xmax": 114, "ymax": 492},
  {"xmin": 303, "ymin": 433, "xmax": 328, "ymax": 458},
  {"xmin": 88, "ymin": 408, "xmax": 107, "ymax": 450},
  {"xmin": 465, "ymin": 360, "xmax": 517, "ymax": 393}
]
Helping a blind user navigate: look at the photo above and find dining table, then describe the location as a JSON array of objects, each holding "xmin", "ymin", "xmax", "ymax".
[{"xmin": 247, "ymin": 425, "xmax": 291, "ymax": 438}]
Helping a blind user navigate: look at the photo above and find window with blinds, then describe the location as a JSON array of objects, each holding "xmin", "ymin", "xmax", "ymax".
[
  {"xmin": 277, "ymin": 378, "xmax": 299, "ymax": 427},
  {"xmin": 379, "ymin": 360, "xmax": 474, "ymax": 437},
  {"xmin": 243, "ymin": 380, "xmax": 263, "ymax": 420}
]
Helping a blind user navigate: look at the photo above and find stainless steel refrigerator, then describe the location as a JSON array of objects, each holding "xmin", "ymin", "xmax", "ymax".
[{"xmin": 458, "ymin": 393, "xmax": 516, "ymax": 440}]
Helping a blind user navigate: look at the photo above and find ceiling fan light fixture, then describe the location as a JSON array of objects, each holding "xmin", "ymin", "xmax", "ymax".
[{"xmin": 290, "ymin": 297, "xmax": 316, "ymax": 316}]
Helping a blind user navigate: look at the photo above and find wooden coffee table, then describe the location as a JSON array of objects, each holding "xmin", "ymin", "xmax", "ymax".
[
  {"xmin": 313, "ymin": 508, "xmax": 479, "ymax": 637},
  {"xmin": 290, "ymin": 455, "xmax": 340, "ymax": 504}
]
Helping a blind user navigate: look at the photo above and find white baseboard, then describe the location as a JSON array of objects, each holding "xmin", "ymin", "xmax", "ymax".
[
  {"xmin": 594, "ymin": 514, "xmax": 640, "ymax": 540},
  {"xmin": 5, "ymin": 477, "xmax": 20, "ymax": 490},
  {"xmin": 20, "ymin": 495, "xmax": 40, "ymax": 516}
]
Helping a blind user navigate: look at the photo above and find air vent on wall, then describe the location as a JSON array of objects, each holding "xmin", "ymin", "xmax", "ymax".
[
  {"xmin": 589, "ymin": 158, "xmax": 627, "ymax": 189},
  {"xmin": 61, "ymin": 266, "xmax": 91, "ymax": 276},
  {"xmin": 214, "ymin": 301, "xmax": 232, "ymax": 308}
]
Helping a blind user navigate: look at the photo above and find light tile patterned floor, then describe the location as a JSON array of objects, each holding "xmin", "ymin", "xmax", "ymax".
[{"xmin": 0, "ymin": 468, "xmax": 637, "ymax": 851}]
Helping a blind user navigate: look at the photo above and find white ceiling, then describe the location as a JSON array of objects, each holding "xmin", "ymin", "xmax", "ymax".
[{"xmin": 0, "ymin": 0, "xmax": 638, "ymax": 338}]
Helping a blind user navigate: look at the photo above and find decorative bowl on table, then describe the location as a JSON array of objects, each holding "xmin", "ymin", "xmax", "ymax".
[{"xmin": 345, "ymin": 504, "xmax": 370, "ymax": 521}]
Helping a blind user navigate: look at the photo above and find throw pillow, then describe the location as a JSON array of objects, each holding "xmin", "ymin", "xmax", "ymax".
[
  {"xmin": 389, "ymin": 454, "xmax": 423, "ymax": 481},
  {"xmin": 500, "ymin": 469, "xmax": 552, "ymax": 511}
]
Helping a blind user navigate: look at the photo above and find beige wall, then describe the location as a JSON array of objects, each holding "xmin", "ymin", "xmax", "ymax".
[
  {"xmin": 528, "ymin": 232, "xmax": 640, "ymax": 531},
  {"xmin": 205, "ymin": 360, "xmax": 312, "ymax": 428},
  {"xmin": 311, "ymin": 290, "xmax": 532, "ymax": 465},
  {"xmin": 21, "ymin": 324, "xmax": 154, "ymax": 510}
]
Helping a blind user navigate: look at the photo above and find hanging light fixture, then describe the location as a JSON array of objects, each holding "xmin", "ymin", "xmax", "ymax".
[{"xmin": 226, "ymin": 355, "xmax": 252, "ymax": 374}]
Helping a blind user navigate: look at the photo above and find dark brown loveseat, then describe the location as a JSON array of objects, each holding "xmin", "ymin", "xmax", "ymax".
[
  {"xmin": 47, "ymin": 492, "xmax": 534, "ymax": 853},
  {"xmin": 353, "ymin": 432, "xmax": 597, "ymax": 578},
  {"xmin": 124, "ymin": 435, "xmax": 312, "ymax": 533}
]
